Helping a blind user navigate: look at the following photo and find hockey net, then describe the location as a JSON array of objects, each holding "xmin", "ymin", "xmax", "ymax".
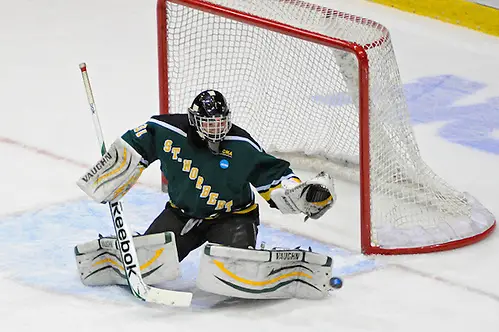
[{"xmin": 156, "ymin": 0, "xmax": 496, "ymax": 254}]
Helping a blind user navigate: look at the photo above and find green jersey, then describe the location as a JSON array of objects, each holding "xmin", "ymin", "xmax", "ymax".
[{"xmin": 122, "ymin": 114, "xmax": 298, "ymax": 219}]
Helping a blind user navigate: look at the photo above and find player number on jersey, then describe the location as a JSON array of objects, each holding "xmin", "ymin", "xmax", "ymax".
[{"xmin": 133, "ymin": 124, "xmax": 147, "ymax": 138}]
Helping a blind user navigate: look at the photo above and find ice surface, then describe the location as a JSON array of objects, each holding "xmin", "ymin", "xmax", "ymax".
[{"xmin": 0, "ymin": 0, "xmax": 498, "ymax": 331}]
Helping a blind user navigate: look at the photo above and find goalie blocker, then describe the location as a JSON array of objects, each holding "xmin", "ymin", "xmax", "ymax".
[{"xmin": 77, "ymin": 137, "xmax": 147, "ymax": 204}]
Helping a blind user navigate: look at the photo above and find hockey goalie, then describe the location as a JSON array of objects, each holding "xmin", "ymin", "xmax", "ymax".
[{"xmin": 75, "ymin": 90, "xmax": 340, "ymax": 300}]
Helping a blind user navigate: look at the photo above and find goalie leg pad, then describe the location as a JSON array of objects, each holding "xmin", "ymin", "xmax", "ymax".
[
  {"xmin": 196, "ymin": 243, "xmax": 334, "ymax": 300},
  {"xmin": 77, "ymin": 137, "xmax": 146, "ymax": 203},
  {"xmin": 74, "ymin": 231, "xmax": 180, "ymax": 286}
]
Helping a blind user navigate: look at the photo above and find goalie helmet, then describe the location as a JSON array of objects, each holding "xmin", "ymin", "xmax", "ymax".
[{"xmin": 188, "ymin": 90, "xmax": 232, "ymax": 143}]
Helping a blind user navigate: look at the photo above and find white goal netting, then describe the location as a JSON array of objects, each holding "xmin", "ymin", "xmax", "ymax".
[{"xmin": 159, "ymin": 0, "xmax": 495, "ymax": 253}]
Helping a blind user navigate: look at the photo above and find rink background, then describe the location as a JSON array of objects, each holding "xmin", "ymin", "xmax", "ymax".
[
  {"xmin": 368, "ymin": 0, "xmax": 499, "ymax": 36},
  {"xmin": 0, "ymin": 0, "xmax": 498, "ymax": 331}
]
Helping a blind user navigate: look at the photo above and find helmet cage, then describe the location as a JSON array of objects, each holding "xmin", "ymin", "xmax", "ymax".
[{"xmin": 188, "ymin": 108, "xmax": 232, "ymax": 142}]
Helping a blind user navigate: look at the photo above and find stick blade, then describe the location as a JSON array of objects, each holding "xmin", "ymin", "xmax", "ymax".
[{"xmin": 143, "ymin": 287, "xmax": 193, "ymax": 307}]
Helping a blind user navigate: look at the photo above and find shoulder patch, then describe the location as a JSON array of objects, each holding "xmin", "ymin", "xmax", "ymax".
[{"xmin": 220, "ymin": 148, "xmax": 233, "ymax": 158}]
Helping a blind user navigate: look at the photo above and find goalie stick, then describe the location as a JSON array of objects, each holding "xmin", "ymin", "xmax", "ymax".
[{"xmin": 78, "ymin": 63, "xmax": 192, "ymax": 307}]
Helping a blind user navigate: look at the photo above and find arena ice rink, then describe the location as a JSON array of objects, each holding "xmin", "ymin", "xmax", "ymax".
[{"xmin": 1, "ymin": 0, "xmax": 498, "ymax": 331}]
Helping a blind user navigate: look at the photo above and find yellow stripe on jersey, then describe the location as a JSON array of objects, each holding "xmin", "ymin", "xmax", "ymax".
[
  {"xmin": 233, "ymin": 203, "xmax": 258, "ymax": 214},
  {"xmin": 168, "ymin": 201, "xmax": 257, "ymax": 217},
  {"xmin": 258, "ymin": 184, "xmax": 282, "ymax": 201},
  {"xmin": 257, "ymin": 176, "xmax": 301, "ymax": 201}
]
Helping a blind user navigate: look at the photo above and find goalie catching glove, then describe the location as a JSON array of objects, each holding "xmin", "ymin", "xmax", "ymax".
[
  {"xmin": 77, "ymin": 137, "xmax": 147, "ymax": 203},
  {"xmin": 270, "ymin": 171, "xmax": 336, "ymax": 220}
]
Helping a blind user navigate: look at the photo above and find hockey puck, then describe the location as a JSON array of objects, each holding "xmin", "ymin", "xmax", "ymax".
[{"xmin": 329, "ymin": 277, "xmax": 343, "ymax": 289}]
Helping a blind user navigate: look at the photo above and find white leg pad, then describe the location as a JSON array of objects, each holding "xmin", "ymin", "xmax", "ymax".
[
  {"xmin": 196, "ymin": 244, "xmax": 334, "ymax": 300},
  {"xmin": 74, "ymin": 232, "xmax": 180, "ymax": 286}
]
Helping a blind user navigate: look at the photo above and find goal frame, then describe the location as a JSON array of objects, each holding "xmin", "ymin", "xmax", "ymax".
[{"xmin": 156, "ymin": 0, "xmax": 495, "ymax": 255}]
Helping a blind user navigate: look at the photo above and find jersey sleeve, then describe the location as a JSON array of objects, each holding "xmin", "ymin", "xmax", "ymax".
[
  {"xmin": 248, "ymin": 151, "xmax": 301, "ymax": 204},
  {"xmin": 121, "ymin": 121, "xmax": 158, "ymax": 165}
]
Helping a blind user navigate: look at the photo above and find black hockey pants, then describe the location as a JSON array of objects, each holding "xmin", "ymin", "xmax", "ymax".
[{"xmin": 144, "ymin": 203, "xmax": 259, "ymax": 262}]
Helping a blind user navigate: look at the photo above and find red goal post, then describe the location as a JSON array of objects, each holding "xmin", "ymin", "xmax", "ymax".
[{"xmin": 156, "ymin": 0, "xmax": 496, "ymax": 254}]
